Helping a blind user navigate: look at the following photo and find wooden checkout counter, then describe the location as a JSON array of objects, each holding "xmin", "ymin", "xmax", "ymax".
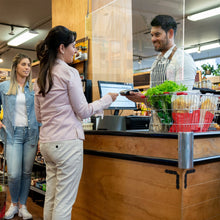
[{"xmin": 71, "ymin": 130, "xmax": 220, "ymax": 220}]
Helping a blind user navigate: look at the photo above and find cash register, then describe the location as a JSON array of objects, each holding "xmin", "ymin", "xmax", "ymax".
[{"xmin": 95, "ymin": 81, "xmax": 150, "ymax": 131}]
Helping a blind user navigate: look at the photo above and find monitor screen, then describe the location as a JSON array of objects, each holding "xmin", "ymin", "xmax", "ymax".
[{"xmin": 98, "ymin": 81, "xmax": 137, "ymax": 115}]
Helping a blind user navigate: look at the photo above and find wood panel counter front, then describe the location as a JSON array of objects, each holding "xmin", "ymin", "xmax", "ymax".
[{"xmin": 71, "ymin": 131, "xmax": 220, "ymax": 220}]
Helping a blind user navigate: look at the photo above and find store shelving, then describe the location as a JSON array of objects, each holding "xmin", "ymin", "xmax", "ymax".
[{"xmin": 30, "ymin": 185, "xmax": 45, "ymax": 196}]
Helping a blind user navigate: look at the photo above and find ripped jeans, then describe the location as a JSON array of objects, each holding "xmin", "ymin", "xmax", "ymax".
[{"xmin": 6, "ymin": 127, "xmax": 37, "ymax": 205}]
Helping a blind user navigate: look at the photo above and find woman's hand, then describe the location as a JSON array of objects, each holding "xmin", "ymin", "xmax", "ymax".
[
  {"xmin": 108, "ymin": 93, "xmax": 119, "ymax": 102},
  {"xmin": 37, "ymin": 141, "xmax": 41, "ymax": 154},
  {"xmin": 0, "ymin": 121, "xmax": 6, "ymax": 129}
]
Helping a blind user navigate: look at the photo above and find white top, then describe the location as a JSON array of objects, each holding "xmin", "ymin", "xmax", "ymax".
[
  {"xmin": 150, "ymin": 45, "xmax": 197, "ymax": 90},
  {"xmin": 15, "ymin": 86, "xmax": 28, "ymax": 126}
]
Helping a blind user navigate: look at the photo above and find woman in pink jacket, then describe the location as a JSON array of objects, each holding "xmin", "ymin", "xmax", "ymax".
[{"xmin": 34, "ymin": 25, "xmax": 118, "ymax": 220}]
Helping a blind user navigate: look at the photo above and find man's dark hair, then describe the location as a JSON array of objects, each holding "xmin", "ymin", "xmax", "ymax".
[{"xmin": 151, "ymin": 15, "xmax": 177, "ymax": 36}]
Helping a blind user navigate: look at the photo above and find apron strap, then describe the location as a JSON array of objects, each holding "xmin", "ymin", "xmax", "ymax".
[{"xmin": 168, "ymin": 46, "xmax": 177, "ymax": 61}]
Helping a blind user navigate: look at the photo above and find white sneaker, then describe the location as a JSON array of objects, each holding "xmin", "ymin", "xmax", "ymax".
[
  {"xmin": 18, "ymin": 205, "xmax": 32, "ymax": 220},
  {"xmin": 4, "ymin": 203, "xmax": 19, "ymax": 219}
]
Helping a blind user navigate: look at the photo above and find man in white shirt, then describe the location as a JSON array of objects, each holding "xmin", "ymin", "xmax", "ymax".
[
  {"xmin": 126, "ymin": 15, "xmax": 196, "ymax": 102},
  {"xmin": 150, "ymin": 15, "xmax": 196, "ymax": 88}
]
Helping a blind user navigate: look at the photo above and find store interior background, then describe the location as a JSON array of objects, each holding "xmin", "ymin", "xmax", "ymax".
[{"xmin": 0, "ymin": 0, "xmax": 220, "ymax": 74}]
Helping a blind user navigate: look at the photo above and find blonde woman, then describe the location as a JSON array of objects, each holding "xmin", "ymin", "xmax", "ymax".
[{"xmin": 0, "ymin": 54, "xmax": 39, "ymax": 219}]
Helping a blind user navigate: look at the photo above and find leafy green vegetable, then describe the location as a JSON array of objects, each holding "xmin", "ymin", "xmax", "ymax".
[{"xmin": 144, "ymin": 81, "xmax": 187, "ymax": 124}]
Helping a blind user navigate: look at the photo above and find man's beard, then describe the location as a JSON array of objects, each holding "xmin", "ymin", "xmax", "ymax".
[{"xmin": 154, "ymin": 36, "xmax": 169, "ymax": 52}]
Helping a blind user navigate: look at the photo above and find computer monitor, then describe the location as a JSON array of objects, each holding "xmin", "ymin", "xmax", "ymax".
[
  {"xmin": 98, "ymin": 80, "xmax": 137, "ymax": 115},
  {"xmin": 82, "ymin": 79, "xmax": 92, "ymax": 103}
]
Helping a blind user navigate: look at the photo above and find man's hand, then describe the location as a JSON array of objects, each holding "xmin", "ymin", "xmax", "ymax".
[{"xmin": 122, "ymin": 91, "xmax": 146, "ymax": 103}]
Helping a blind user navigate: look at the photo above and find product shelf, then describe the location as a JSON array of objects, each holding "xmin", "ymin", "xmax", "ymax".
[{"xmin": 30, "ymin": 186, "xmax": 45, "ymax": 196}]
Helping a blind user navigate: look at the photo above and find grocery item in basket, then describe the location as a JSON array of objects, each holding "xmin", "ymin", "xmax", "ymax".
[
  {"xmin": 149, "ymin": 110, "xmax": 163, "ymax": 132},
  {"xmin": 201, "ymin": 98, "xmax": 217, "ymax": 113},
  {"xmin": 144, "ymin": 81, "xmax": 188, "ymax": 129},
  {"xmin": 170, "ymin": 92, "xmax": 200, "ymax": 132},
  {"xmin": 172, "ymin": 96, "xmax": 192, "ymax": 113},
  {"xmin": 170, "ymin": 110, "xmax": 200, "ymax": 132},
  {"xmin": 199, "ymin": 95, "xmax": 218, "ymax": 132},
  {"xmin": 171, "ymin": 92, "xmax": 200, "ymax": 113}
]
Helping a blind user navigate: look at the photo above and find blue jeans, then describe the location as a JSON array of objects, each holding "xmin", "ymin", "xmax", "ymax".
[{"xmin": 6, "ymin": 127, "xmax": 37, "ymax": 205}]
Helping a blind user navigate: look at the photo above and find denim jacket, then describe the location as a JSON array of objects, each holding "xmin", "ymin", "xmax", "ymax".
[{"xmin": 0, "ymin": 80, "xmax": 39, "ymax": 145}]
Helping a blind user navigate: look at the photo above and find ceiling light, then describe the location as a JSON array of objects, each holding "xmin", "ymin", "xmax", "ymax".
[
  {"xmin": 184, "ymin": 41, "xmax": 220, "ymax": 54},
  {"xmin": 200, "ymin": 42, "xmax": 220, "ymax": 51},
  {"xmin": 7, "ymin": 29, "xmax": 39, "ymax": 46},
  {"xmin": 0, "ymin": 58, "xmax": 3, "ymax": 63},
  {"xmin": 187, "ymin": 6, "xmax": 220, "ymax": 21},
  {"xmin": 184, "ymin": 47, "xmax": 198, "ymax": 54}
]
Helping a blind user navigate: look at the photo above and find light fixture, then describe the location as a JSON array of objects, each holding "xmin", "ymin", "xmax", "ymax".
[
  {"xmin": 197, "ymin": 45, "xmax": 201, "ymax": 53},
  {"xmin": 185, "ymin": 40, "xmax": 220, "ymax": 54},
  {"xmin": 200, "ymin": 42, "xmax": 220, "ymax": 51},
  {"xmin": 0, "ymin": 58, "xmax": 3, "ymax": 63},
  {"xmin": 187, "ymin": 6, "xmax": 220, "ymax": 21},
  {"xmin": 9, "ymin": 25, "xmax": 15, "ymax": 35},
  {"xmin": 184, "ymin": 47, "xmax": 198, "ymax": 54},
  {"xmin": 7, "ymin": 29, "xmax": 39, "ymax": 46},
  {"xmin": 138, "ymin": 56, "xmax": 142, "ymax": 64}
]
